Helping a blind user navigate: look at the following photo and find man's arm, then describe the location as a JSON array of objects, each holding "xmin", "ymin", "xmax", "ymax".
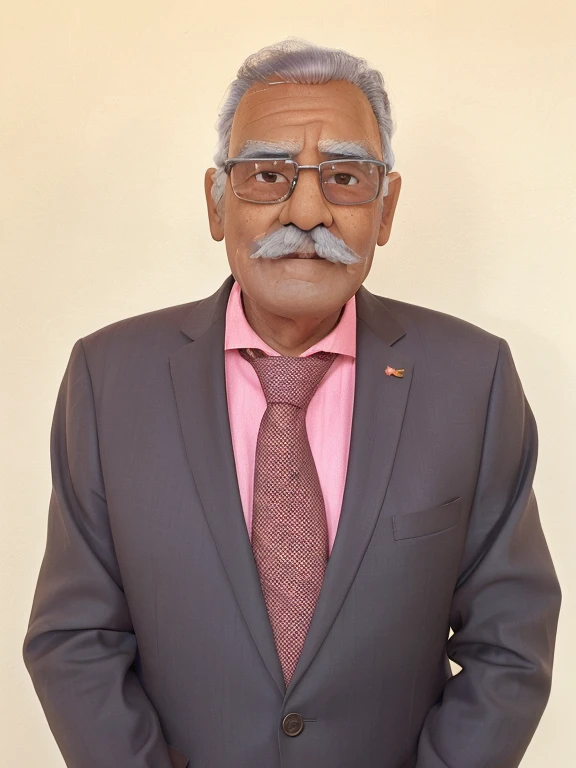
[
  {"xmin": 23, "ymin": 339, "xmax": 174, "ymax": 768},
  {"xmin": 414, "ymin": 338, "xmax": 562, "ymax": 768}
]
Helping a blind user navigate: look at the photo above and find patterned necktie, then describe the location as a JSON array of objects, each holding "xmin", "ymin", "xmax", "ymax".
[{"xmin": 239, "ymin": 347, "xmax": 337, "ymax": 687}]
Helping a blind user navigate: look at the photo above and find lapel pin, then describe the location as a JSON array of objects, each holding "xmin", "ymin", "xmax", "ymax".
[{"xmin": 385, "ymin": 366, "xmax": 405, "ymax": 378}]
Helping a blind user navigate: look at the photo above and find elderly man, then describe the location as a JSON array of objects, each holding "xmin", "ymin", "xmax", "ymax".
[{"xmin": 23, "ymin": 39, "xmax": 560, "ymax": 768}]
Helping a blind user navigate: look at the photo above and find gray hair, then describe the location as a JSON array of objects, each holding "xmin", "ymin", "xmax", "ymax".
[
  {"xmin": 251, "ymin": 224, "xmax": 362, "ymax": 264},
  {"xmin": 210, "ymin": 38, "xmax": 395, "ymax": 207}
]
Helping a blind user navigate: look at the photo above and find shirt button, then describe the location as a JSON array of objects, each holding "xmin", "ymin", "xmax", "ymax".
[{"xmin": 282, "ymin": 712, "xmax": 305, "ymax": 737}]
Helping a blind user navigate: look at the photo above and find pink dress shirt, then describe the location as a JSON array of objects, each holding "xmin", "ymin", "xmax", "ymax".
[{"xmin": 224, "ymin": 279, "xmax": 357, "ymax": 555}]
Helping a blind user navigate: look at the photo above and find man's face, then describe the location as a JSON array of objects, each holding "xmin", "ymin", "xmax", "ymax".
[{"xmin": 205, "ymin": 80, "xmax": 401, "ymax": 319}]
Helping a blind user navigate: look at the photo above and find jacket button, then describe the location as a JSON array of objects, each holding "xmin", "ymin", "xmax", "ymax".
[{"xmin": 282, "ymin": 712, "xmax": 304, "ymax": 737}]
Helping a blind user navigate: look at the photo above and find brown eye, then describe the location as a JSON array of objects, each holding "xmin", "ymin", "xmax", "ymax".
[
  {"xmin": 255, "ymin": 172, "xmax": 282, "ymax": 183},
  {"xmin": 334, "ymin": 173, "xmax": 357, "ymax": 185},
  {"xmin": 324, "ymin": 168, "xmax": 360, "ymax": 186}
]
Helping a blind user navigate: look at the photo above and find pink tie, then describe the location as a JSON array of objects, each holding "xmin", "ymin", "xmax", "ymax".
[{"xmin": 239, "ymin": 347, "xmax": 337, "ymax": 687}]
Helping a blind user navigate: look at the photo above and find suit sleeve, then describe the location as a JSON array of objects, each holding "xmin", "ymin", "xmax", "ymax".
[
  {"xmin": 414, "ymin": 338, "xmax": 562, "ymax": 768},
  {"xmin": 23, "ymin": 339, "xmax": 174, "ymax": 768}
]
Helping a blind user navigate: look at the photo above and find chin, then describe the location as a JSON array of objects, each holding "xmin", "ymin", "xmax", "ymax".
[
  {"xmin": 235, "ymin": 262, "xmax": 358, "ymax": 318},
  {"xmin": 261, "ymin": 285, "xmax": 343, "ymax": 318}
]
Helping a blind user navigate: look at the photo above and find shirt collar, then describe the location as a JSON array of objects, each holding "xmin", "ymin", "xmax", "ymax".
[{"xmin": 224, "ymin": 279, "xmax": 356, "ymax": 358}]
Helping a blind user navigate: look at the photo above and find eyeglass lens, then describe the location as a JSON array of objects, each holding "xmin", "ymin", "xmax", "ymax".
[{"xmin": 229, "ymin": 159, "xmax": 382, "ymax": 204}]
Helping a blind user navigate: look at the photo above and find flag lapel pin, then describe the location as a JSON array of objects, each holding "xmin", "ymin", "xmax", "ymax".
[{"xmin": 385, "ymin": 365, "xmax": 405, "ymax": 378}]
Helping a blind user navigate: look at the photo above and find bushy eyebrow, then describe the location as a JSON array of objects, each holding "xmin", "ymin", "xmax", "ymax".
[
  {"xmin": 232, "ymin": 138, "xmax": 380, "ymax": 162},
  {"xmin": 317, "ymin": 139, "xmax": 379, "ymax": 160},
  {"xmin": 234, "ymin": 140, "xmax": 302, "ymax": 159}
]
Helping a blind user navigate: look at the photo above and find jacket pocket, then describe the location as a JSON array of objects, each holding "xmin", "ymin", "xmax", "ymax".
[
  {"xmin": 168, "ymin": 744, "xmax": 189, "ymax": 768},
  {"xmin": 392, "ymin": 496, "xmax": 462, "ymax": 541}
]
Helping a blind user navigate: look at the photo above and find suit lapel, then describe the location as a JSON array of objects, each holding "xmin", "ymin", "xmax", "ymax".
[
  {"xmin": 169, "ymin": 275, "xmax": 285, "ymax": 694},
  {"xmin": 284, "ymin": 286, "xmax": 413, "ymax": 698},
  {"xmin": 170, "ymin": 276, "xmax": 413, "ymax": 700}
]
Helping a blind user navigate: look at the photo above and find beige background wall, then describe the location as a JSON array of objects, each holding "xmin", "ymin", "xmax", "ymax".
[{"xmin": 1, "ymin": 1, "xmax": 574, "ymax": 765}]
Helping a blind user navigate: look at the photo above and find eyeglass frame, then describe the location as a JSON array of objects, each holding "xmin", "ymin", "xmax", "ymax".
[{"xmin": 223, "ymin": 156, "xmax": 389, "ymax": 206}]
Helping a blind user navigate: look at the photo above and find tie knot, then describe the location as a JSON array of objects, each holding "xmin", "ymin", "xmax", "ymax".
[{"xmin": 239, "ymin": 348, "xmax": 337, "ymax": 410}]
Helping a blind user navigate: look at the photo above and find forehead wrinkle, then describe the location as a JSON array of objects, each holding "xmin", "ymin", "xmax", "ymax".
[
  {"xmin": 238, "ymin": 97, "xmax": 370, "ymax": 122},
  {"xmin": 237, "ymin": 107, "xmax": 376, "ymax": 135},
  {"xmin": 234, "ymin": 81, "xmax": 379, "ymax": 144},
  {"xmin": 236, "ymin": 87, "xmax": 376, "ymax": 121},
  {"xmin": 232, "ymin": 92, "xmax": 381, "ymax": 157},
  {"xmin": 235, "ymin": 94, "xmax": 342, "ymax": 129}
]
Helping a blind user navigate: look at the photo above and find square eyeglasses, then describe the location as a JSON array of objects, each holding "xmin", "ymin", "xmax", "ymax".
[{"xmin": 223, "ymin": 157, "xmax": 389, "ymax": 206}]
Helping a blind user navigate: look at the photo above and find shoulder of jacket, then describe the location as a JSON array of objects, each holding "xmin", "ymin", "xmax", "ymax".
[
  {"xmin": 373, "ymin": 293, "xmax": 502, "ymax": 347},
  {"xmin": 75, "ymin": 301, "xmax": 205, "ymax": 384},
  {"xmin": 367, "ymin": 293, "xmax": 506, "ymax": 382},
  {"xmin": 79, "ymin": 299, "xmax": 199, "ymax": 353}
]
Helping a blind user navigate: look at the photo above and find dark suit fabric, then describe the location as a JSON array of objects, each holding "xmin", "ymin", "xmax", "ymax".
[{"xmin": 23, "ymin": 275, "xmax": 561, "ymax": 768}]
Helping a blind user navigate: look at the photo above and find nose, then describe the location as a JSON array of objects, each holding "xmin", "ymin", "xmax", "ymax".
[{"xmin": 278, "ymin": 167, "xmax": 333, "ymax": 230}]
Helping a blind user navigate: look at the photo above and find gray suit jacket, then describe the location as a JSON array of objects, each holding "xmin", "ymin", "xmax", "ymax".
[{"xmin": 23, "ymin": 274, "xmax": 561, "ymax": 768}]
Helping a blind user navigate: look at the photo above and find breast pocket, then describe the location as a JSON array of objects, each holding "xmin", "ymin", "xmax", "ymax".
[{"xmin": 392, "ymin": 496, "xmax": 462, "ymax": 541}]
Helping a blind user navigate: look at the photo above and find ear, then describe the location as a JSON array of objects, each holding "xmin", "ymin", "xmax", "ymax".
[
  {"xmin": 377, "ymin": 172, "xmax": 401, "ymax": 246},
  {"xmin": 204, "ymin": 168, "xmax": 225, "ymax": 242}
]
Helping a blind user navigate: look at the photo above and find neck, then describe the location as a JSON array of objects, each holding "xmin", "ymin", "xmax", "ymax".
[{"xmin": 241, "ymin": 292, "xmax": 344, "ymax": 357}]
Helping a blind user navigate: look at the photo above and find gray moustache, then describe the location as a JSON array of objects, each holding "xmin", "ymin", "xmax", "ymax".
[{"xmin": 250, "ymin": 225, "xmax": 363, "ymax": 265}]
